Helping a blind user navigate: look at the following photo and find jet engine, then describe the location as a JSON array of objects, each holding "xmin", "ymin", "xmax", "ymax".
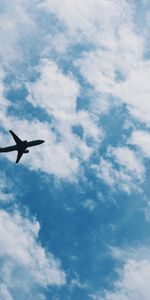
[{"xmin": 24, "ymin": 150, "xmax": 29, "ymax": 153}]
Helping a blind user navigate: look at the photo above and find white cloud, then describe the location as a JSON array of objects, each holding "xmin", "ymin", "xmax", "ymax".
[
  {"xmin": 0, "ymin": 209, "xmax": 66, "ymax": 300},
  {"xmin": 0, "ymin": 71, "xmax": 10, "ymax": 113},
  {"xmin": 40, "ymin": 0, "xmax": 130, "ymax": 45},
  {"xmin": 75, "ymin": 32, "xmax": 150, "ymax": 124},
  {"xmin": 129, "ymin": 130, "xmax": 150, "ymax": 158},
  {"xmin": 93, "ymin": 158, "xmax": 133, "ymax": 193},
  {"xmin": 83, "ymin": 199, "xmax": 97, "ymax": 212},
  {"xmin": 0, "ymin": 284, "xmax": 13, "ymax": 300},
  {"xmin": 93, "ymin": 148, "xmax": 144, "ymax": 194},
  {"xmin": 0, "ymin": 0, "xmax": 36, "ymax": 67},
  {"xmin": 90, "ymin": 246, "xmax": 150, "ymax": 300},
  {"xmin": 0, "ymin": 174, "xmax": 14, "ymax": 202},
  {"xmin": 27, "ymin": 59, "xmax": 80, "ymax": 117},
  {"xmin": 102, "ymin": 248, "xmax": 150, "ymax": 300},
  {"xmin": 70, "ymin": 278, "xmax": 88, "ymax": 290},
  {"xmin": 108, "ymin": 146, "xmax": 144, "ymax": 180},
  {"xmin": 70, "ymin": 2, "xmax": 150, "ymax": 126}
]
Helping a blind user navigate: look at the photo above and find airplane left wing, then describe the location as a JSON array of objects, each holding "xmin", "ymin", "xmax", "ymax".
[
  {"xmin": 9, "ymin": 130, "xmax": 22, "ymax": 145},
  {"xmin": 16, "ymin": 150, "xmax": 24, "ymax": 163}
]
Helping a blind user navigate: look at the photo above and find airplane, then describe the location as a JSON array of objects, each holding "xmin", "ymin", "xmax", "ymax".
[{"xmin": 0, "ymin": 130, "xmax": 45, "ymax": 163}]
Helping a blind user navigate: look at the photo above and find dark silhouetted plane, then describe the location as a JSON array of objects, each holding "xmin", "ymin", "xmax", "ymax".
[{"xmin": 0, "ymin": 130, "xmax": 45, "ymax": 163}]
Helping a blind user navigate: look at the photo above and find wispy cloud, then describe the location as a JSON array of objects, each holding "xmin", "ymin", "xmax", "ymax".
[
  {"xmin": 129, "ymin": 130, "xmax": 150, "ymax": 158},
  {"xmin": 0, "ymin": 209, "xmax": 66, "ymax": 299},
  {"xmin": 100, "ymin": 246, "xmax": 150, "ymax": 300},
  {"xmin": 0, "ymin": 174, "xmax": 14, "ymax": 202},
  {"xmin": 92, "ymin": 145, "xmax": 144, "ymax": 194}
]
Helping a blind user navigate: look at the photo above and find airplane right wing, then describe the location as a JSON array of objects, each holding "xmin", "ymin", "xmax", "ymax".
[
  {"xmin": 9, "ymin": 130, "xmax": 22, "ymax": 145},
  {"xmin": 16, "ymin": 150, "xmax": 24, "ymax": 163}
]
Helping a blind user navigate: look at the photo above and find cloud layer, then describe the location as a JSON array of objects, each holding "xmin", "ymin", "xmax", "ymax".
[{"xmin": 0, "ymin": 1, "xmax": 150, "ymax": 299}]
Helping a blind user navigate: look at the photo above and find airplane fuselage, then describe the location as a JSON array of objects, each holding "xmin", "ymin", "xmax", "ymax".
[{"xmin": 0, "ymin": 140, "xmax": 44, "ymax": 153}]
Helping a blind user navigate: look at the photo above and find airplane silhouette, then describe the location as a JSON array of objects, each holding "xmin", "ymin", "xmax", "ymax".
[{"xmin": 0, "ymin": 130, "xmax": 45, "ymax": 163}]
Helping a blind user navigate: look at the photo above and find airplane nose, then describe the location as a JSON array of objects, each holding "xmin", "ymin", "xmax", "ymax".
[{"xmin": 40, "ymin": 140, "xmax": 45, "ymax": 144}]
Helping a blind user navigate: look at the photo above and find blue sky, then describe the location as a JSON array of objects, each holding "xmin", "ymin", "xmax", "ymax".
[{"xmin": 1, "ymin": 0, "xmax": 150, "ymax": 299}]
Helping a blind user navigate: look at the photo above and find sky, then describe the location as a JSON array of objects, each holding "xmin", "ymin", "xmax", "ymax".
[{"xmin": 1, "ymin": 0, "xmax": 150, "ymax": 299}]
